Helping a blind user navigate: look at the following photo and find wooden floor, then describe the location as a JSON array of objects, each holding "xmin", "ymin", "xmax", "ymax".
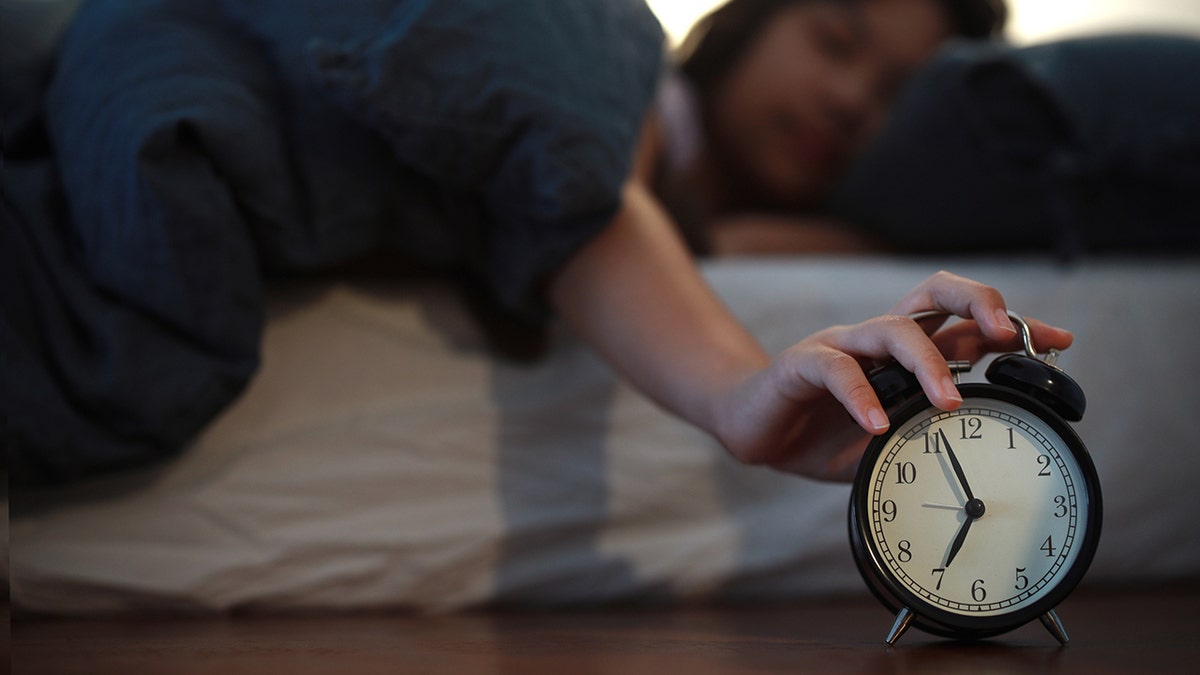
[{"xmin": 10, "ymin": 586, "xmax": 1199, "ymax": 674}]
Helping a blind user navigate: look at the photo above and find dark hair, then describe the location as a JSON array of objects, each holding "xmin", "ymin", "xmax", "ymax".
[{"xmin": 678, "ymin": 0, "xmax": 1007, "ymax": 93}]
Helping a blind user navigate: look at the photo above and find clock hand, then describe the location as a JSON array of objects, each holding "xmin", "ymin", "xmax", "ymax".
[
  {"xmin": 945, "ymin": 498, "xmax": 986, "ymax": 567},
  {"xmin": 922, "ymin": 502, "xmax": 962, "ymax": 511},
  {"xmin": 939, "ymin": 429, "xmax": 975, "ymax": 502},
  {"xmin": 944, "ymin": 514, "xmax": 973, "ymax": 567}
]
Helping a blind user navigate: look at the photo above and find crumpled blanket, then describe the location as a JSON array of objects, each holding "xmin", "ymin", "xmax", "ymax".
[{"xmin": 1, "ymin": 0, "xmax": 664, "ymax": 484}]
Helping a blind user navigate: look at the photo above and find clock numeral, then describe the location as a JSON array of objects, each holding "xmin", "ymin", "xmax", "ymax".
[
  {"xmin": 1041, "ymin": 535, "xmax": 1057, "ymax": 558},
  {"xmin": 1053, "ymin": 495, "xmax": 1068, "ymax": 518},
  {"xmin": 1006, "ymin": 427, "xmax": 1017, "ymax": 449},
  {"xmin": 881, "ymin": 500, "xmax": 898, "ymax": 522},
  {"xmin": 931, "ymin": 567, "xmax": 946, "ymax": 590},
  {"xmin": 922, "ymin": 433, "xmax": 941, "ymax": 454},
  {"xmin": 959, "ymin": 417, "xmax": 982, "ymax": 440},
  {"xmin": 1015, "ymin": 567, "xmax": 1029, "ymax": 590},
  {"xmin": 897, "ymin": 540, "xmax": 913, "ymax": 563},
  {"xmin": 1036, "ymin": 454, "xmax": 1052, "ymax": 476},
  {"xmin": 895, "ymin": 462, "xmax": 917, "ymax": 484},
  {"xmin": 971, "ymin": 578, "xmax": 987, "ymax": 602}
]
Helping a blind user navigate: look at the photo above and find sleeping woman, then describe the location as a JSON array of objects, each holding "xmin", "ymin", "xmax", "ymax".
[
  {"xmin": 648, "ymin": 0, "xmax": 1006, "ymax": 254},
  {"xmin": 3, "ymin": 0, "xmax": 1072, "ymax": 485},
  {"xmin": 654, "ymin": 0, "xmax": 1200, "ymax": 256}
]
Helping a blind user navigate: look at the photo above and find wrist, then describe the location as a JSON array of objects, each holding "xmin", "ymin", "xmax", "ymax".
[{"xmin": 706, "ymin": 356, "xmax": 775, "ymax": 463}]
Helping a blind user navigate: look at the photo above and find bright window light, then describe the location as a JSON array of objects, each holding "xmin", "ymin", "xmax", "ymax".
[{"xmin": 644, "ymin": 0, "xmax": 1200, "ymax": 47}]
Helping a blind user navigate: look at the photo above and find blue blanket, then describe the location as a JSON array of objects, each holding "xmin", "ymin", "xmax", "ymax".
[{"xmin": 2, "ymin": 0, "xmax": 663, "ymax": 483}]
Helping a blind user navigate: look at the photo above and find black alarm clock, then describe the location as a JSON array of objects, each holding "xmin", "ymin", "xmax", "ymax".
[{"xmin": 848, "ymin": 311, "xmax": 1102, "ymax": 645}]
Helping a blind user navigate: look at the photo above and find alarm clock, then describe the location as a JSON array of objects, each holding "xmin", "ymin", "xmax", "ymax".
[{"xmin": 848, "ymin": 311, "xmax": 1102, "ymax": 645}]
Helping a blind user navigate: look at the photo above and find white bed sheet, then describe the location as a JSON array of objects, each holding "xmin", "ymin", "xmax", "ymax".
[{"xmin": 9, "ymin": 256, "xmax": 1200, "ymax": 613}]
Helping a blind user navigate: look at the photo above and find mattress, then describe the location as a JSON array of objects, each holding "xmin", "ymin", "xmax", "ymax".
[{"xmin": 9, "ymin": 256, "xmax": 1200, "ymax": 613}]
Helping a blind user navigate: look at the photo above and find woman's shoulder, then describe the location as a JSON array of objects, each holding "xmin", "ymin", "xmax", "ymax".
[{"xmin": 653, "ymin": 71, "xmax": 704, "ymax": 178}]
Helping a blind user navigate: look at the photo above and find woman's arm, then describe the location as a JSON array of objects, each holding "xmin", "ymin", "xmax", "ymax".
[
  {"xmin": 547, "ymin": 179, "xmax": 773, "ymax": 436},
  {"xmin": 545, "ymin": 135, "xmax": 1073, "ymax": 482}
]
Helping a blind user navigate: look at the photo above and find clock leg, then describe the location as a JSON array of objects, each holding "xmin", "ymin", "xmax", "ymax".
[
  {"xmin": 886, "ymin": 607, "xmax": 915, "ymax": 646},
  {"xmin": 1039, "ymin": 609, "xmax": 1070, "ymax": 645}
]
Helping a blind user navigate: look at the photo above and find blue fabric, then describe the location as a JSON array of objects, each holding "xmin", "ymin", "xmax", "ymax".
[
  {"xmin": 2, "ymin": 0, "xmax": 664, "ymax": 484},
  {"xmin": 308, "ymin": 0, "xmax": 665, "ymax": 313},
  {"xmin": 826, "ymin": 34, "xmax": 1200, "ymax": 255}
]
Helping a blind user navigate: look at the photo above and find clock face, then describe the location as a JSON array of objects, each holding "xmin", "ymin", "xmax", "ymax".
[{"xmin": 857, "ymin": 387, "xmax": 1100, "ymax": 628}]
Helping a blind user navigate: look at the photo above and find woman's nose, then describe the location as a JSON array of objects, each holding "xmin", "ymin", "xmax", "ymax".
[
  {"xmin": 829, "ymin": 71, "xmax": 874, "ymax": 117},
  {"xmin": 825, "ymin": 71, "xmax": 883, "ymax": 136}
]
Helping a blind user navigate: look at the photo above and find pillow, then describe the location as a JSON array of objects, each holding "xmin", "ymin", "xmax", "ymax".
[{"xmin": 826, "ymin": 35, "xmax": 1200, "ymax": 256}]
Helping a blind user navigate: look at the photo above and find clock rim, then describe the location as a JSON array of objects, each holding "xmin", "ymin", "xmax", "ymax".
[{"xmin": 848, "ymin": 383, "xmax": 1104, "ymax": 638}]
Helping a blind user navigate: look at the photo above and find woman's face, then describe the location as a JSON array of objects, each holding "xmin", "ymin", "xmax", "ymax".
[{"xmin": 708, "ymin": 0, "xmax": 951, "ymax": 207}]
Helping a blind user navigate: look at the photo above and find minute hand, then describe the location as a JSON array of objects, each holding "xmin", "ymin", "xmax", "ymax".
[{"xmin": 939, "ymin": 429, "xmax": 975, "ymax": 502}]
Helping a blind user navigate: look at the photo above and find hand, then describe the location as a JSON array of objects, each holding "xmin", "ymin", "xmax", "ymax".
[{"xmin": 711, "ymin": 271, "xmax": 1074, "ymax": 482}]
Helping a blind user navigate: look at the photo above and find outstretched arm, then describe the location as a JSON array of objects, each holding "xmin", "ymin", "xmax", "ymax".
[{"xmin": 545, "ymin": 146, "xmax": 1072, "ymax": 483}]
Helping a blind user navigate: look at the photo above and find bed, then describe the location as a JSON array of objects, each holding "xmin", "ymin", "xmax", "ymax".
[
  {"xmin": 5, "ymin": 0, "xmax": 1200, "ymax": 615},
  {"xmin": 10, "ymin": 255, "xmax": 1200, "ymax": 613}
]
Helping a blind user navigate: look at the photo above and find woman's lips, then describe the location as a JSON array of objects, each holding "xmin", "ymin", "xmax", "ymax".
[
  {"xmin": 773, "ymin": 112, "xmax": 844, "ymax": 170},
  {"xmin": 787, "ymin": 126, "xmax": 842, "ymax": 168}
]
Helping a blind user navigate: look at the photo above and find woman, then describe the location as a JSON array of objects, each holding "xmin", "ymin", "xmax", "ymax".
[
  {"xmin": 5, "ymin": 0, "xmax": 1069, "ymax": 485},
  {"xmin": 646, "ymin": 0, "xmax": 1006, "ymax": 254},
  {"xmin": 656, "ymin": 1, "xmax": 1200, "ymax": 257}
]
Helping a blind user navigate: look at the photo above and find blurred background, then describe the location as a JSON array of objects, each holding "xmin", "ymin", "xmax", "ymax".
[{"xmin": 647, "ymin": 0, "xmax": 1200, "ymax": 46}]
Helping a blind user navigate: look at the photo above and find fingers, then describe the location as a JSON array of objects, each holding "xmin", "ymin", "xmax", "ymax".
[
  {"xmin": 783, "ymin": 344, "xmax": 894, "ymax": 434},
  {"xmin": 889, "ymin": 271, "xmax": 1020, "ymax": 342},
  {"xmin": 1027, "ymin": 319, "xmax": 1075, "ymax": 352},
  {"xmin": 932, "ymin": 316, "xmax": 1074, "ymax": 363},
  {"xmin": 823, "ymin": 316, "xmax": 967, "ymax": 414},
  {"xmin": 776, "ymin": 271, "xmax": 1076, "ymax": 441},
  {"xmin": 776, "ymin": 317, "xmax": 959, "ymax": 439}
]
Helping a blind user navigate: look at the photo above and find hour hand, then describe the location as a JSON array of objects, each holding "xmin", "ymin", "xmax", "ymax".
[
  {"xmin": 945, "ymin": 497, "xmax": 986, "ymax": 567},
  {"xmin": 945, "ymin": 515, "xmax": 973, "ymax": 567}
]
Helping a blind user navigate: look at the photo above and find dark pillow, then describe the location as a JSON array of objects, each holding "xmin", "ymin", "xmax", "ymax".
[{"xmin": 826, "ymin": 35, "xmax": 1200, "ymax": 255}]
